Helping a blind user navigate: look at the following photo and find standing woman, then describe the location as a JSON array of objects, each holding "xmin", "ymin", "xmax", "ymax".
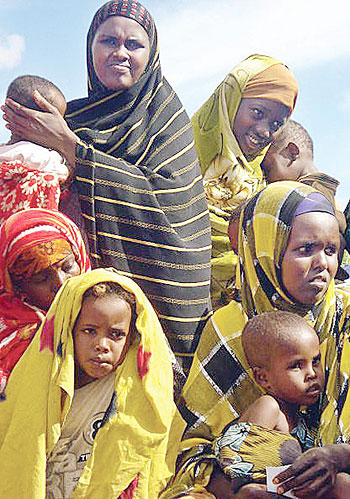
[
  {"xmin": 191, "ymin": 55, "xmax": 298, "ymax": 308},
  {"xmin": 3, "ymin": 1, "xmax": 212, "ymax": 369}
]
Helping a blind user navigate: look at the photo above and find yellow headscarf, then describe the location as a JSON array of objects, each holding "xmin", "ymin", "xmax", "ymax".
[
  {"xmin": 242, "ymin": 63, "xmax": 298, "ymax": 108},
  {"xmin": 163, "ymin": 181, "xmax": 350, "ymax": 495},
  {"xmin": 0, "ymin": 268, "xmax": 181, "ymax": 498}
]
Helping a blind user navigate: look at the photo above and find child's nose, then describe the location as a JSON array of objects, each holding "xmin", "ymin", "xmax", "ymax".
[
  {"xmin": 256, "ymin": 121, "xmax": 270, "ymax": 139},
  {"xmin": 306, "ymin": 365, "xmax": 317, "ymax": 380},
  {"xmin": 94, "ymin": 337, "xmax": 109, "ymax": 352}
]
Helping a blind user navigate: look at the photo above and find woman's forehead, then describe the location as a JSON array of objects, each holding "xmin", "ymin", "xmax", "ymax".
[{"xmin": 93, "ymin": 14, "xmax": 149, "ymax": 41}]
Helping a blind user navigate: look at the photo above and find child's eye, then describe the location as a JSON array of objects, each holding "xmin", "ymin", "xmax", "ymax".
[
  {"xmin": 325, "ymin": 245, "xmax": 337, "ymax": 256},
  {"xmin": 289, "ymin": 361, "xmax": 302, "ymax": 370},
  {"xmin": 313, "ymin": 354, "xmax": 321, "ymax": 367},
  {"xmin": 82, "ymin": 328, "xmax": 95, "ymax": 335},
  {"xmin": 109, "ymin": 330, "xmax": 125, "ymax": 340},
  {"xmin": 270, "ymin": 120, "xmax": 284, "ymax": 132},
  {"xmin": 252, "ymin": 108, "xmax": 263, "ymax": 119},
  {"xmin": 101, "ymin": 37, "xmax": 117, "ymax": 46},
  {"xmin": 298, "ymin": 243, "xmax": 313, "ymax": 256}
]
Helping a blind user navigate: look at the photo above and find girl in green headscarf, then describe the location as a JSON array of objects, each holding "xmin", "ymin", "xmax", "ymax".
[{"xmin": 191, "ymin": 54, "xmax": 298, "ymax": 308}]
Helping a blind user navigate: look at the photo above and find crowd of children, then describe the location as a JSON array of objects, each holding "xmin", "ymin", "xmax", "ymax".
[{"xmin": 1, "ymin": 1, "xmax": 350, "ymax": 498}]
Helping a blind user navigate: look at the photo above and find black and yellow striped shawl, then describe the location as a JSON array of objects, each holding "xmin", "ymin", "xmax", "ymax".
[{"xmin": 66, "ymin": 1, "xmax": 212, "ymax": 366}]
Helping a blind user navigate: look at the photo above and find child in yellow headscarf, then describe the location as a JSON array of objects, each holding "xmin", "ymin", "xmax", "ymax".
[
  {"xmin": 0, "ymin": 268, "xmax": 179, "ymax": 498},
  {"xmin": 191, "ymin": 54, "xmax": 298, "ymax": 308}
]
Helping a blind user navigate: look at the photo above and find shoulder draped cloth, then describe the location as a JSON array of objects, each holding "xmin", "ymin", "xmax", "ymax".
[
  {"xmin": 191, "ymin": 54, "xmax": 297, "ymax": 308},
  {"xmin": 163, "ymin": 181, "xmax": 350, "ymax": 495},
  {"xmin": 0, "ymin": 268, "xmax": 183, "ymax": 498},
  {"xmin": 0, "ymin": 208, "xmax": 90, "ymax": 394},
  {"xmin": 66, "ymin": 1, "xmax": 211, "ymax": 364}
]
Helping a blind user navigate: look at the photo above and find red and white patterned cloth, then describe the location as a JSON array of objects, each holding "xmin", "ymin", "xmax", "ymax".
[{"xmin": 0, "ymin": 141, "xmax": 69, "ymax": 224}]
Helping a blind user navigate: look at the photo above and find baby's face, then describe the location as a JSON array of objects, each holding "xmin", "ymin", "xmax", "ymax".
[
  {"xmin": 261, "ymin": 142, "xmax": 295, "ymax": 183},
  {"xmin": 264, "ymin": 326, "xmax": 324, "ymax": 406},
  {"xmin": 74, "ymin": 295, "xmax": 132, "ymax": 387}
]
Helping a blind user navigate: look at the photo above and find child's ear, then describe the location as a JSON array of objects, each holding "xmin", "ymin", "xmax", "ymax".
[
  {"xmin": 285, "ymin": 142, "xmax": 300, "ymax": 162},
  {"xmin": 252, "ymin": 366, "xmax": 270, "ymax": 390}
]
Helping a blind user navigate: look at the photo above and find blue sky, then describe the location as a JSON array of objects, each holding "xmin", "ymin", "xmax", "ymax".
[{"xmin": 1, "ymin": 0, "xmax": 349, "ymax": 206}]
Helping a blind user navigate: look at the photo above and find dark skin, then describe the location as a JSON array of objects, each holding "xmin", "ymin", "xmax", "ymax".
[
  {"xmin": 272, "ymin": 445, "xmax": 350, "ymax": 497},
  {"xmin": 206, "ymin": 434, "xmax": 350, "ymax": 498}
]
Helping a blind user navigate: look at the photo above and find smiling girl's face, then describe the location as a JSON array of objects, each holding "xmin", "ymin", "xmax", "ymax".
[
  {"xmin": 91, "ymin": 15, "xmax": 150, "ymax": 91},
  {"xmin": 233, "ymin": 97, "xmax": 289, "ymax": 158}
]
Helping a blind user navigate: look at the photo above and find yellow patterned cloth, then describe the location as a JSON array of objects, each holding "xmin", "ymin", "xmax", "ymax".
[
  {"xmin": 0, "ymin": 268, "xmax": 183, "ymax": 498},
  {"xmin": 164, "ymin": 181, "xmax": 350, "ymax": 495},
  {"xmin": 191, "ymin": 54, "xmax": 298, "ymax": 309},
  {"xmin": 214, "ymin": 421, "xmax": 302, "ymax": 483}
]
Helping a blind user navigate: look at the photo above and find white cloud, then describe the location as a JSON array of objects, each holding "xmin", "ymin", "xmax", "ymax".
[
  {"xmin": 0, "ymin": 33, "xmax": 25, "ymax": 70},
  {"xmin": 156, "ymin": 0, "xmax": 350, "ymax": 89}
]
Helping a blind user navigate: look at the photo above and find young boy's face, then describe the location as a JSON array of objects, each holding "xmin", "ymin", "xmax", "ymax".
[
  {"xmin": 74, "ymin": 295, "xmax": 132, "ymax": 386},
  {"xmin": 262, "ymin": 325, "xmax": 324, "ymax": 406}
]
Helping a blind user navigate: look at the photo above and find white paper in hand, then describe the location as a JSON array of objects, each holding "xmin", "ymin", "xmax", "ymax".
[{"xmin": 266, "ymin": 465, "xmax": 297, "ymax": 498}]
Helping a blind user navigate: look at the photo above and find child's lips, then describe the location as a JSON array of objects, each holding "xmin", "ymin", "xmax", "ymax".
[
  {"xmin": 245, "ymin": 133, "xmax": 268, "ymax": 152},
  {"xmin": 306, "ymin": 383, "xmax": 321, "ymax": 395},
  {"xmin": 89, "ymin": 357, "xmax": 110, "ymax": 366}
]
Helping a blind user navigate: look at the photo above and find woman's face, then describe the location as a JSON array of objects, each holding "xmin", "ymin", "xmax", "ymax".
[
  {"xmin": 91, "ymin": 15, "xmax": 150, "ymax": 91},
  {"xmin": 16, "ymin": 252, "xmax": 80, "ymax": 311},
  {"xmin": 233, "ymin": 98, "xmax": 289, "ymax": 158},
  {"xmin": 281, "ymin": 212, "xmax": 340, "ymax": 306}
]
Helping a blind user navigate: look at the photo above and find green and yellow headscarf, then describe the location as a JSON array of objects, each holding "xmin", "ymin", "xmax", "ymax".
[{"xmin": 191, "ymin": 54, "xmax": 298, "ymax": 309}]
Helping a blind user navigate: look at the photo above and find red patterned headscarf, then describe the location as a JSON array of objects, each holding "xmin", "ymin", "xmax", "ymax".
[
  {"xmin": 0, "ymin": 208, "xmax": 91, "ymax": 293},
  {"xmin": 0, "ymin": 209, "xmax": 91, "ymax": 396}
]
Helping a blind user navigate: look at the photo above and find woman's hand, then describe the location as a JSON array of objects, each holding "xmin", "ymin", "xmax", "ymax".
[
  {"xmin": 2, "ymin": 91, "xmax": 77, "ymax": 168},
  {"xmin": 273, "ymin": 444, "xmax": 350, "ymax": 498}
]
